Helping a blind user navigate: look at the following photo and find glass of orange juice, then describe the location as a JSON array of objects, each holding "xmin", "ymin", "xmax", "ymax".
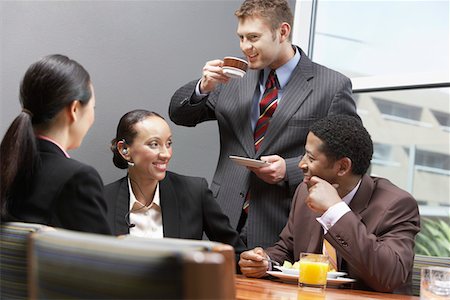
[{"xmin": 298, "ymin": 253, "xmax": 329, "ymax": 291}]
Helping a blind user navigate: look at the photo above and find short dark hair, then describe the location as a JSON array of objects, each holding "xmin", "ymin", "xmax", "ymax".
[
  {"xmin": 309, "ymin": 115, "xmax": 373, "ymax": 175},
  {"xmin": 235, "ymin": 0, "xmax": 293, "ymax": 41},
  {"xmin": 110, "ymin": 109, "xmax": 164, "ymax": 169}
]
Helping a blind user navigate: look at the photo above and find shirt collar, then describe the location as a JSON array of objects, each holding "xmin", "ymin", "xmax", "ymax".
[
  {"xmin": 260, "ymin": 46, "xmax": 301, "ymax": 89},
  {"xmin": 341, "ymin": 179, "xmax": 362, "ymax": 205},
  {"xmin": 37, "ymin": 135, "xmax": 70, "ymax": 158},
  {"xmin": 127, "ymin": 176, "xmax": 161, "ymax": 211}
]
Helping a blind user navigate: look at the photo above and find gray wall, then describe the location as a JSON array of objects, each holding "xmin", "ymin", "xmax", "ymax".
[{"xmin": 0, "ymin": 0, "xmax": 295, "ymax": 185}]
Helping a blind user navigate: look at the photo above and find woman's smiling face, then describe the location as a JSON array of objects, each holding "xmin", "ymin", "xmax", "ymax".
[{"xmin": 127, "ymin": 116, "xmax": 173, "ymax": 182}]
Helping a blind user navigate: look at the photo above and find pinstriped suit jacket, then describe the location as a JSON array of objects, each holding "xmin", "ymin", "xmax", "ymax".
[{"xmin": 169, "ymin": 47, "xmax": 359, "ymax": 248}]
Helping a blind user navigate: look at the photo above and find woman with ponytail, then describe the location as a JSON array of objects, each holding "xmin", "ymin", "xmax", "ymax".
[{"xmin": 0, "ymin": 54, "xmax": 111, "ymax": 234}]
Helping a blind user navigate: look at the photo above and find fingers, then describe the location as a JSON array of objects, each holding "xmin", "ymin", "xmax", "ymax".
[
  {"xmin": 239, "ymin": 265, "xmax": 268, "ymax": 278},
  {"xmin": 239, "ymin": 257, "xmax": 268, "ymax": 268},
  {"xmin": 199, "ymin": 59, "xmax": 230, "ymax": 93},
  {"xmin": 240, "ymin": 247, "xmax": 266, "ymax": 261},
  {"xmin": 305, "ymin": 176, "xmax": 342, "ymax": 214},
  {"xmin": 202, "ymin": 67, "xmax": 229, "ymax": 81},
  {"xmin": 260, "ymin": 155, "xmax": 280, "ymax": 163},
  {"xmin": 255, "ymin": 156, "xmax": 286, "ymax": 183},
  {"xmin": 308, "ymin": 176, "xmax": 339, "ymax": 190},
  {"xmin": 205, "ymin": 59, "xmax": 223, "ymax": 67},
  {"xmin": 203, "ymin": 60, "xmax": 230, "ymax": 81},
  {"xmin": 308, "ymin": 176, "xmax": 322, "ymax": 185},
  {"xmin": 254, "ymin": 247, "xmax": 265, "ymax": 256},
  {"xmin": 201, "ymin": 71, "xmax": 229, "ymax": 85},
  {"xmin": 305, "ymin": 200, "xmax": 321, "ymax": 213},
  {"xmin": 238, "ymin": 250, "xmax": 269, "ymax": 278}
]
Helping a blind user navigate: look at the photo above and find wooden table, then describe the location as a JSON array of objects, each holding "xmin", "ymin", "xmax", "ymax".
[{"xmin": 235, "ymin": 275, "xmax": 419, "ymax": 300}]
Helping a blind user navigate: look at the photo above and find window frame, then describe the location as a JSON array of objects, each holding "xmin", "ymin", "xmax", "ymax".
[
  {"xmin": 292, "ymin": 0, "xmax": 450, "ymax": 217},
  {"xmin": 292, "ymin": 0, "xmax": 450, "ymax": 92}
]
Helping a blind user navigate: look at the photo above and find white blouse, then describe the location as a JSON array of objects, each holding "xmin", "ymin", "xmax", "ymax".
[{"xmin": 127, "ymin": 177, "xmax": 164, "ymax": 239}]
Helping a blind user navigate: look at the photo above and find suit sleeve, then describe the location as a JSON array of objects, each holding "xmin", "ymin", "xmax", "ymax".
[
  {"xmin": 285, "ymin": 156, "xmax": 303, "ymax": 196},
  {"xmin": 328, "ymin": 194, "xmax": 420, "ymax": 292},
  {"xmin": 327, "ymin": 77, "xmax": 360, "ymax": 121},
  {"xmin": 169, "ymin": 80, "xmax": 218, "ymax": 126},
  {"xmin": 199, "ymin": 178, "xmax": 246, "ymax": 253},
  {"xmin": 55, "ymin": 164, "xmax": 112, "ymax": 235}
]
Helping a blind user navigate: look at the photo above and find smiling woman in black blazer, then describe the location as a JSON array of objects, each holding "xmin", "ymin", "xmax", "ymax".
[
  {"xmin": 104, "ymin": 110, "xmax": 244, "ymax": 252},
  {"xmin": 0, "ymin": 54, "xmax": 111, "ymax": 234}
]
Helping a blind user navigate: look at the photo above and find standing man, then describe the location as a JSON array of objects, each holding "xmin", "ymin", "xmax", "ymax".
[
  {"xmin": 169, "ymin": 0, "xmax": 359, "ymax": 248},
  {"xmin": 239, "ymin": 115, "xmax": 420, "ymax": 294}
]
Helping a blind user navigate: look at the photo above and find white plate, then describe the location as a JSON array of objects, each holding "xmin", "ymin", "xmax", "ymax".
[
  {"xmin": 229, "ymin": 155, "xmax": 269, "ymax": 168},
  {"xmin": 266, "ymin": 271, "xmax": 356, "ymax": 285},
  {"xmin": 274, "ymin": 266, "xmax": 347, "ymax": 279},
  {"xmin": 223, "ymin": 67, "xmax": 246, "ymax": 78},
  {"xmin": 273, "ymin": 266, "xmax": 299, "ymax": 275}
]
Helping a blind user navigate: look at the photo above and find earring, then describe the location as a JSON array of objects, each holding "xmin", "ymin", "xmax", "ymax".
[{"xmin": 127, "ymin": 161, "xmax": 135, "ymax": 167}]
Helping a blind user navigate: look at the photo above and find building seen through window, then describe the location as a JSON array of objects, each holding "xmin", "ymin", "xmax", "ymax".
[{"xmin": 294, "ymin": 0, "xmax": 449, "ymax": 257}]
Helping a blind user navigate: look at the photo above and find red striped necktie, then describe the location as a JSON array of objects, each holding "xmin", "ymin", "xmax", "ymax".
[
  {"xmin": 254, "ymin": 70, "xmax": 279, "ymax": 151},
  {"xmin": 244, "ymin": 71, "xmax": 279, "ymax": 214}
]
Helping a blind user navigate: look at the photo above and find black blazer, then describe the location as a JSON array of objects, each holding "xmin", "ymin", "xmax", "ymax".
[
  {"xmin": 7, "ymin": 139, "xmax": 111, "ymax": 234},
  {"xmin": 104, "ymin": 171, "xmax": 245, "ymax": 252}
]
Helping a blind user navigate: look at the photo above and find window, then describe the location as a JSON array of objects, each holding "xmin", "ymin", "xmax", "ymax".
[
  {"xmin": 431, "ymin": 109, "xmax": 450, "ymax": 130},
  {"xmin": 293, "ymin": 0, "xmax": 450, "ymax": 257},
  {"xmin": 414, "ymin": 149, "xmax": 450, "ymax": 173},
  {"xmin": 294, "ymin": 1, "xmax": 449, "ymax": 78},
  {"xmin": 354, "ymin": 88, "xmax": 449, "ymax": 213},
  {"xmin": 373, "ymin": 97, "xmax": 423, "ymax": 123},
  {"xmin": 372, "ymin": 143, "xmax": 397, "ymax": 166}
]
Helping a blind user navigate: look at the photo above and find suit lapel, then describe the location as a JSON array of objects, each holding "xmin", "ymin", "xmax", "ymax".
[
  {"xmin": 116, "ymin": 177, "xmax": 131, "ymax": 235},
  {"xmin": 256, "ymin": 49, "xmax": 314, "ymax": 156},
  {"xmin": 159, "ymin": 173, "xmax": 181, "ymax": 238},
  {"xmin": 349, "ymin": 175, "xmax": 373, "ymax": 216},
  {"xmin": 335, "ymin": 175, "xmax": 372, "ymax": 270},
  {"xmin": 233, "ymin": 70, "xmax": 259, "ymax": 158}
]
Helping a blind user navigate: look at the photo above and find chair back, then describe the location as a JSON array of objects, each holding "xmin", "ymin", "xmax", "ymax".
[
  {"xmin": 29, "ymin": 229, "xmax": 232, "ymax": 299},
  {"xmin": 412, "ymin": 254, "xmax": 450, "ymax": 296},
  {"xmin": 121, "ymin": 236, "xmax": 236, "ymax": 299},
  {"xmin": 0, "ymin": 222, "xmax": 51, "ymax": 300}
]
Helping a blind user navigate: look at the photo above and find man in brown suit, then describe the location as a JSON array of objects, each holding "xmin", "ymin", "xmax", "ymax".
[{"xmin": 239, "ymin": 115, "xmax": 420, "ymax": 294}]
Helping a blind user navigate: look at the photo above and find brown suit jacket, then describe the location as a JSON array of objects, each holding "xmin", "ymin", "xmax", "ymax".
[{"xmin": 266, "ymin": 174, "xmax": 420, "ymax": 294}]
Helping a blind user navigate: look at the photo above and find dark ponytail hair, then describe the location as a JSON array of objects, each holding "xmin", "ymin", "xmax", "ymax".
[
  {"xmin": 0, "ymin": 54, "xmax": 92, "ymax": 217},
  {"xmin": 111, "ymin": 110, "xmax": 164, "ymax": 169}
]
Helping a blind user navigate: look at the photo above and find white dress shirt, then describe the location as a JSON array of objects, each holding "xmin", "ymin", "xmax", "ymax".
[{"xmin": 128, "ymin": 177, "xmax": 164, "ymax": 239}]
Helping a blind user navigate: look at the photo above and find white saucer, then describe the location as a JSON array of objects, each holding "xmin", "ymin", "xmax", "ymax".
[{"xmin": 223, "ymin": 67, "xmax": 246, "ymax": 78}]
